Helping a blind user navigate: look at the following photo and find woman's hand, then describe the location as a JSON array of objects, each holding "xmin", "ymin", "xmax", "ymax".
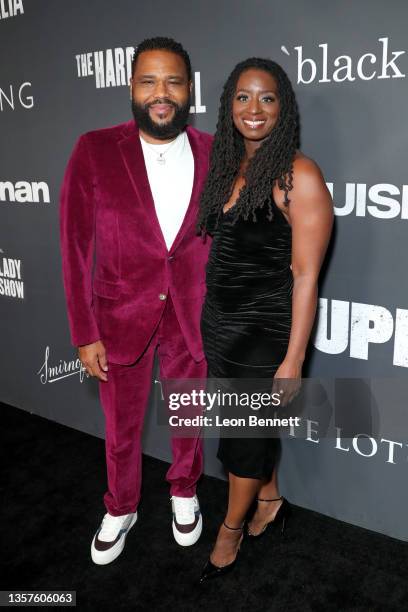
[{"xmin": 272, "ymin": 358, "xmax": 302, "ymax": 407}]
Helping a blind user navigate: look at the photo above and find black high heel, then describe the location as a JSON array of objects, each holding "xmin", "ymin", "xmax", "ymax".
[
  {"xmin": 199, "ymin": 521, "xmax": 244, "ymax": 583},
  {"xmin": 247, "ymin": 496, "xmax": 291, "ymax": 538}
]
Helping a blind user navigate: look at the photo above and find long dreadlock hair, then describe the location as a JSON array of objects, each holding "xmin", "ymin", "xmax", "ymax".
[{"xmin": 197, "ymin": 57, "xmax": 300, "ymax": 233}]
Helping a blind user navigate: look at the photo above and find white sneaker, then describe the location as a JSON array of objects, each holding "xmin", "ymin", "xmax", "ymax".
[
  {"xmin": 91, "ymin": 511, "xmax": 137, "ymax": 565},
  {"xmin": 171, "ymin": 495, "xmax": 202, "ymax": 546}
]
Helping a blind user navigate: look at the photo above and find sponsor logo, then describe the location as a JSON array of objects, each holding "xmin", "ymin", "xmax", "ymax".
[
  {"xmin": 0, "ymin": 81, "xmax": 34, "ymax": 111},
  {"xmin": 76, "ymin": 47, "xmax": 134, "ymax": 87},
  {"xmin": 314, "ymin": 298, "xmax": 408, "ymax": 367},
  {"xmin": 0, "ymin": 0, "xmax": 24, "ymax": 20},
  {"xmin": 0, "ymin": 180, "xmax": 50, "ymax": 203},
  {"xmin": 75, "ymin": 46, "xmax": 206, "ymax": 112},
  {"xmin": 290, "ymin": 419, "xmax": 406, "ymax": 465},
  {"xmin": 328, "ymin": 182, "xmax": 408, "ymax": 219},
  {"xmin": 0, "ymin": 254, "xmax": 24, "ymax": 299},
  {"xmin": 37, "ymin": 346, "xmax": 87, "ymax": 384},
  {"xmin": 281, "ymin": 37, "xmax": 406, "ymax": 84}
]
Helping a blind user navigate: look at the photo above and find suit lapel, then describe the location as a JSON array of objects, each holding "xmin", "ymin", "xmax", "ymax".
[
  {"xmin": 118, "ymin": 122, "xmax": 165, "ymax": 246},
  {"xmin": 118, "ymin": 122, "xmax": 209, "ymax": 254}
]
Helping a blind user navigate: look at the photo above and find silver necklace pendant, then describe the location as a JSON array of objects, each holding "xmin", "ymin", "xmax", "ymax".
[{"xmin": 157, "ymin": 154, "xmax": 166, "ymax": 165}]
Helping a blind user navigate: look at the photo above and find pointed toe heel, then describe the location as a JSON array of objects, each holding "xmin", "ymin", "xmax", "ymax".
[
  {"xmin": 199, "ymin": 550, "xmax": 240, "ymax": 583},
  {"xmin": 199, "ymin": 521, "xmax": 243, "ymax": 583}
]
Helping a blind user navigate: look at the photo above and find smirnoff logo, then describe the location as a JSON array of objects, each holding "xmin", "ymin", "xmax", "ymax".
[{"xmin": 37, "ymin": 346, "xmax": 88, "ymax": 384}]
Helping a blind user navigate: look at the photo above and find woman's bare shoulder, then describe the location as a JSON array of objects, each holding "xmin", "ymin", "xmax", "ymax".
[{"xmin": 292, "ymin": 150, "xmax": 324, "ymax": 178}]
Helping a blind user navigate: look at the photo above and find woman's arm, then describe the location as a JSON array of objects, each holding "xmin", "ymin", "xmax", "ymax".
[{"xmin": 274, "ymin": 155, "xmax": 334, "ymax": 401}]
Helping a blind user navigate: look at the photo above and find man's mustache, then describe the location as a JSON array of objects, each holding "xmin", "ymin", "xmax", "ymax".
[{"xmin": 146, "ymin": 98, "xmax": 178, "ymax": 109}]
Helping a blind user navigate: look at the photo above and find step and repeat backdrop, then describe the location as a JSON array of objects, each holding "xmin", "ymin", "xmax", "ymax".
[{"xmin": 1, "ymin": 0, "xmax": 408, "ymax": 540}]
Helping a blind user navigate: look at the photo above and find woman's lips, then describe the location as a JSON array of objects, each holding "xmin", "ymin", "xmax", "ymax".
[{"xmin": 243, "ymin": 119, "xmax": 266, "ymax": 129}]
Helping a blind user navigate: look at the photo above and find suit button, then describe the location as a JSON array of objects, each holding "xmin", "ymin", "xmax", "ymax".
[
  {"xmin": 158, "ymin": 293, "xmax": 167, "ymax": 301},
  {"xmin": 168, "ymin": 255, "xmax": 174, "ymax": 261}
]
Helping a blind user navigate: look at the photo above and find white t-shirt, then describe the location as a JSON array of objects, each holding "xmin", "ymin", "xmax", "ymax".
[{"xmin": 140, "ymin": 131, "xmax": 194, "ymax": 250}]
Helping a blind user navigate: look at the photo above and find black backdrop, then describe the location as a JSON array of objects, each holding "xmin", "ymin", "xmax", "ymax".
[{"xmin": 1, "ymin": 0, "xmax": 408, "ymax": 540}]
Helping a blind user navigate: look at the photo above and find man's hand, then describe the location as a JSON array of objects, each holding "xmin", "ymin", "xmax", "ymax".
[{"xmin": 79, "ymin": 340, "xmax": 108, "ymax": 382}]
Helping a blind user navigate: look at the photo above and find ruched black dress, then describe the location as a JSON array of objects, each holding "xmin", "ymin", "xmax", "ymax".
[{"xmin": 201, "ymin": 198, "xmax": 293, "ymax": 479}]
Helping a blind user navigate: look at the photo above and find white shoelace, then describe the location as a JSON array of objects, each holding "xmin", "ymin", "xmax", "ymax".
[
  {"xmin": 172, "ymin": 496, "xmax": 196, "ymax": 524},
  {"xmin": 99, "ymin": 513, "xmax": 130, "ymax": 541}
]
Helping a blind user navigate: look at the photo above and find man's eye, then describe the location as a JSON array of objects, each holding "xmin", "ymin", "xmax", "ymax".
[{"xmin": 141, "ymin": 80, "xmax": 154, "ymax": 85}]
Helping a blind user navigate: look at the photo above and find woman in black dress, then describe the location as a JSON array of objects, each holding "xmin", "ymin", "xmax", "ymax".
[{"xmin": 198, "ymin": 58, "xmax": 333, "ymax": 581}]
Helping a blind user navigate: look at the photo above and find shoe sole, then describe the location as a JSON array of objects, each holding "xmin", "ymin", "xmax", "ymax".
[
  {"xmin": 91, "ymin": 512, "xmax": 138, "ymax": 565},
  {"xmin": 173, "ymin": 513, "xmax": 202, "ymax": 547}
]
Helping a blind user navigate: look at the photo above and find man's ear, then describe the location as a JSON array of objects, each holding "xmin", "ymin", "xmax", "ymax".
[{"xmin": 129, "ymin": 77, "xmax": 133, "ymax": 100}]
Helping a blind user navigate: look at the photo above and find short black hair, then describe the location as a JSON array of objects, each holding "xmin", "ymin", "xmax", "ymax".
[{"xmin": 132, "ymin": 36, "xmax": 192, "ymax": 81}]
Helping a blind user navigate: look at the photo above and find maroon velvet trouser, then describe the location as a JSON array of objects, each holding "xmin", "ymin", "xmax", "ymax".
[{"xmin": 98, "ymin": 295, "xmax": 206, "ymax": 516}]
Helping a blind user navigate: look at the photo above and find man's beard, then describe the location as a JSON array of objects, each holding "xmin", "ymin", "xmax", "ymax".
[{"xmin": 131, "ymin": 97, "xmax": 191, "ymax": 140}]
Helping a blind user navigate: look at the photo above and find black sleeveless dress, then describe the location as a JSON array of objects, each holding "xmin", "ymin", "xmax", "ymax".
[{"xmin": 201, "ymin": 197, "xmax": 293, "ymax": 479}]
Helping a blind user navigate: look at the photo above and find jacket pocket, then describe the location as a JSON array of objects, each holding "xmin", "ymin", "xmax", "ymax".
[{"xmin": 92, "ymin": 278, "xmax": 121, "ymax": 300}]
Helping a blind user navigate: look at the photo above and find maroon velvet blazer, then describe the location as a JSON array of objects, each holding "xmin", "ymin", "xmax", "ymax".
[{"xmin": 59, "ymin": 119, "xmax": 213, "ymax": 364}]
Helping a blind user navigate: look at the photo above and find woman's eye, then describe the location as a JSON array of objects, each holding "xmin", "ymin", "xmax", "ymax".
[
  {"xmin": 262, "ymin": 96, "xmax": 276, "ymax": 103},
  {"xmin": 237, "ymin": 94, "xmax": 248, "ymax": 102}
]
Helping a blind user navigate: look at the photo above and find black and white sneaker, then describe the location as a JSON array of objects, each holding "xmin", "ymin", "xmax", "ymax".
[
  {"xmin": 171, "ymin": 495, "xmax": 202, "ymax": 546},
  {"xmin": 91, "ymin": 511, "xmax": 137, "ymax": 565}
]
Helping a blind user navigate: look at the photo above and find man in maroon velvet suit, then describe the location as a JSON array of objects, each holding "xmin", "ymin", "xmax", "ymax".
[{"xmin": 60, "ymin": 37, "xmax": 212, "ymax": 565}]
